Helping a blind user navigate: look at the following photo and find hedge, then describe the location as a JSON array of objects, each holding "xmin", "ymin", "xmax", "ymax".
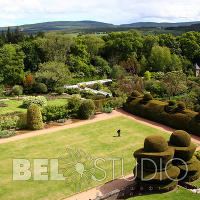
[
  {"xmin": 93, "ymin": 97, "xmax": 119, "ymax": 111},
  {"xmin": 123, "ymin": 97, "xmax": 200, "ymax": 136},
  {"xmin": 41, "ymin": 105, "xmax": 68, "ymax": 122}
]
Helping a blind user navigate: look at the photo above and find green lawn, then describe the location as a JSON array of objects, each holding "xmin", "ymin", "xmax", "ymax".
[
  {"xmin": 128, "ymin": 187, "xmax": 200, "ymax": 200},
  {"xmin": 0, "ymin": 99, "xmax": 67, "ymax": 115},
  {"xmin": 0, "ymin": 116, "xmax": 199, "ymax": 200}
]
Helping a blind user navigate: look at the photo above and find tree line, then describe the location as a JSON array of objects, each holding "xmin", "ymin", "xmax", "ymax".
[{"xmin": 0, "ymin": 27, "xmax": 199, "ymax": 89}]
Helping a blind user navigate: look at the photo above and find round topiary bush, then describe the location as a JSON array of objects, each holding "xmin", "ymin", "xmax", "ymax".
[
  {"xmin": 27, "ymin": 104, "xmax": 43, "ymax": 130},
  {"xmin": 12, "ymin": 85, "xmax": 23, "ymax": 96},
  {"xmin": 169, "ymin": 130, "xmax": 191, "ymax": 147},
  {"xmin": 143, "ymin": 93, "xmax": 153, "ymax": 102},
  {"xmin": 78, "ymin": 100, "xmax": 95, "ymax": 119},
  {"xmin": 134, "ymin": 147, "xmax": 174, "ymax": 169},
  {"xmin": 144, "ymin": 135, "xmax": 168, "ymax": 152}
]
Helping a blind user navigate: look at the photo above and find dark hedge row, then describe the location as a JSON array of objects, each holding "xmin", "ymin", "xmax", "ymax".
[{"xmin": 123, "ymin": 97, "xmax": 200, "ymax": 137}]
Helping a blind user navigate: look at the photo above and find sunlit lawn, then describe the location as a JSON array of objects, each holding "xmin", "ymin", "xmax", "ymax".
[
  {"xmin": 0, "ymin": 99, "xmax": 67, "ymax": 115},
  {"xmin": 0, "ymin": 116, "xmax": 199, "ymax": 200},
  {"xmin": 128, "ymin": 187, "xmax": 200, "ymax": 200}
]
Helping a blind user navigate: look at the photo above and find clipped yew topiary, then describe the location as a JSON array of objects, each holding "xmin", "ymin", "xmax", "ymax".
[
  {"xmin": 131, "ymin": 90, "xmax": 141, "ymax": 97},
  {"xmin": 169, "ymin": 130, "xmax": 200, "ymax": 182},
  {"xmin": 134, "ymin": 135, "xmax": 180, "ymax": 192},
  {"xmin": 143, "ymin": 93, "xmax": 153, "ymax": 102},
  {"xmin": 144, "ymin": 135, "xmax": 168, "ymax": 152},
  {"xmin": 168, "ymin": 100, "xmax": 176, "ymax": 106},
  {"xmin": 27, "ymin": 104, "xmax": 43, "ymax": 130},
  {"xmin": 176, "ymin": 102, "xmax": 186, "ymax": 112},
  {"xmin": 169, "ymin": 130, "xmax": 191, "ymax": 147},
  {"xmin": 196, "ymin": 111, "xmax": 200, "ymax": 122},
  {"xmin": 126, "ymin": 90, "xmax": 141, "ymax": 103}
]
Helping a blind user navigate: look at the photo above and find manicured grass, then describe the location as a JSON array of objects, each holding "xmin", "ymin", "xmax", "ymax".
[
  {"xmin": 0, "ymin": 99, "xmax": 67, "ymax": 115},
  {"xmin": 0, "ymin": 116, "xmax": 198, "ymax": 199},
  {"xmin": 128, "ymin": 187, "xmax": 200, "ymax": 200},
  {"xmin": 0, "ymin": 116, "xmax": 170, "ymax": 200}
]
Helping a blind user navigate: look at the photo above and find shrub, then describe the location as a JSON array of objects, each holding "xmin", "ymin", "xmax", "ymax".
[
  {"xmin": 33, "ymin": 82, "xmax": 48, "ymax": 94},
  {"xmin": 91, "ymin": 94, "xmax": 107, "ymax": 100},
  {"xmin": 78, "ymin": 100, "xmax": 95, "ymax": 119},
  {"xmin": 23, "ymin": 74, "xmax": 34, "ymax": 90},
  {"xmin": 41, "ymin": 105, "xmax": 68, "ymax": 122},
  {"xmin": 22, "ymin": 96, "xmax": 47, "ymax": 108},
  {"xmin": 144, "ymin": 135, "xmax": 168, "ymax": 152},
  {"xmin": 144, "ymin": 71, "xmax": 151, "ymax": 81},
  {"xmin": 55, "ymin": 87, "xmax": 64, "ymax": 95},
  {"xmin": 142, "ymin": 92, "xmax": 153, "ymax": 103},
  {"xmin": 151, "ymin": 72, "xmax": 165, "ymax": 80},
  {"xmin": 27, "ymin": 104, "xmax": 43, "ymax": 130},
  {"xmin": 169, "ymin": 130, "xmax": 191, "ymax": 147},
  {"xmin": 65, "ymin": 88, "xmax": 80, "ymax": 95},
  {"xmin": 80, "ymin": 90, "xmax": 94, "ymax": 99},
  {"xmin": 89, "ymin": 82, "xmax": 103, "ymax": 90},
  {"xmin": 79, "ymin": 84, "xmax": 86, "ymax": 89},
  {"xmin": 12, "ymin": 85, "xmax": 23, "ymax": 96},
  {"xmin": 176, "ymin": 102, "xmax": 186, "ymax": 112},
  {"xmin": 17, "ymin": 113, "xmax": 28, "ymax": 129},
  {"xmin": 0, "ymin": 84, "xmax": 4, "ymax": 96},
  {"xmin": 0, "ymin": 130, "xmax": 16, "ymax": 138},
  {"xmin": 0, "ymin": 116, "xmax": 20, "ymax": 131},
  {"xmin": 67, "ymin": 96, "xmax": 81, "ymax": 117},
  {"xmin": 103, "ymin": 97, "xmax": 124, "ymax": 109},
  {"xmin": 102, "ymin": 106, "xmax": 113, "ymax": 113}
]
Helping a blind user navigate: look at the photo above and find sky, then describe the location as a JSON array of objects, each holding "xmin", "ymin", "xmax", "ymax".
[{"xmin": 0, "ymin": 0, "xmax": 200, "ymax": 27}]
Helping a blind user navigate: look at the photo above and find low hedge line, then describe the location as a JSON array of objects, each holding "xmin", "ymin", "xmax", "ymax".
[
  {"xmin": 93, "ymin": 97, "xmax": 123, "ymax": 111},
  {"xmin": 123, "ymin": 97, "xmax": 200, "ymax": 136},
  {"xmin": 41, "ymin": 105, "xmax": 69, "ymax": 122}
]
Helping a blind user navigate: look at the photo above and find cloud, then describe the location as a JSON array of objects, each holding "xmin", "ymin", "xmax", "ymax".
[{"xmin": 0, "ymin": 0, "xmax": 200, "ymax": 26}]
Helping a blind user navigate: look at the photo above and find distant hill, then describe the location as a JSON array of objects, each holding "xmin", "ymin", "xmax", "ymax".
[
  {"xmin": 120, "ymin": 21, "xmax": 200, "ymax": 28},
  {"xmin": 0, "ymin": 20, "xmax": 200, "ymax": 33},
  {"xmin": 166, "ymin": 23, "xmax": 200, "ymax": 32},
  {"xmin": 0, "ymin": 20, "xmax": 115, "ymax": 33}
]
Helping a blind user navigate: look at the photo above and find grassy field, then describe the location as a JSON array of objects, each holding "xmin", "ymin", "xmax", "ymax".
[
  {"xmin": 0, "ymin": 116, "xmax": 199, "ymax": 200},
  {"xmin": 128, "ymin": 187, "xmax": 200, "ymax": 200},
  {"xmin": 0, "ymin": 99, "xmax": 67, "ymax": 115}
]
